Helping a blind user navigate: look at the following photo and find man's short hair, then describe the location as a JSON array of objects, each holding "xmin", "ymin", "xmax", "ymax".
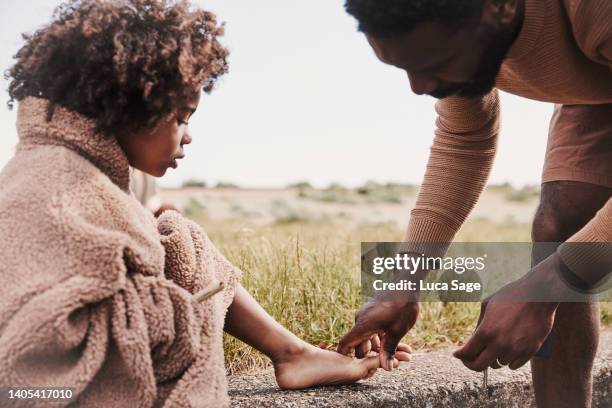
[{"xmin": 345, "ymin": 0, "xmax": 484, "ymax": 38}]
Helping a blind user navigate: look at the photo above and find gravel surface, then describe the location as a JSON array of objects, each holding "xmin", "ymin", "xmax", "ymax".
[{"xmin": 228, "ymin": 331, "xmax": 612, "ymax": 407}]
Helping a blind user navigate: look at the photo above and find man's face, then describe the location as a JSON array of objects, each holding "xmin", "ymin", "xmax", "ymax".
[{"xmin": 366, "ymin": 19, "xmax": 516, "ymax": 99}]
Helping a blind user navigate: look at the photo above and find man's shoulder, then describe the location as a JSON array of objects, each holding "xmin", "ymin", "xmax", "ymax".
[
  {"xmin": 560, "ymin": 0, "xmax": 611, "ymax": 23},
  {"xmin": 560, "ymin": 0, "xmax": 605, "ymax": 17},
  {"xmin": 561, "ymin": 0, "xmax": 612, "ymax": 59},
  {"xmin": 561, "ymin": 0, "xmax": 580, "ymax": 16}
]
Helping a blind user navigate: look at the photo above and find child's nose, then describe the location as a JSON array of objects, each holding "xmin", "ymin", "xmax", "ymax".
[{"xmin": 182, "ymin": 131, "xmax": 193, "ymax": 145}]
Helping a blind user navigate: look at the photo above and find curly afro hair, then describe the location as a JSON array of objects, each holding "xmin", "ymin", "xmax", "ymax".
[
  {"xmin": 6, "ymin": 0, "xmax": 229, "ymax": 135},
  {"xmin": 345, "ymin": 0, "xmax": 484, "ymax": 38}
]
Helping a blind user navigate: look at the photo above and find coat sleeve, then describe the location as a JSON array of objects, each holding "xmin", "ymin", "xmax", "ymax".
[
  {"xmin": 157, "ymin": 210, "xmax": 242, "ymax": 310},
  {"xmin": 0, "ymin": 242, "xmax": 208, "ymax": 408}
]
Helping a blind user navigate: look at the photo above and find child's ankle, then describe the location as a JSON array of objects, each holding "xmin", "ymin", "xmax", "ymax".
[{"xmin": 270, "ymin": 339, "xmax": 309, "ymax": 365}]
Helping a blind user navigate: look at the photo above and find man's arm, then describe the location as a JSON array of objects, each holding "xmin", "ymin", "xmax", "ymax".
[
  {"xmin": 338, "ymin": 90, "xmax": 500, "ymax": 369},
  {"xmin": 557, "ymin": 198, "xmax": 612, "ymax": 287},
  {"xmin": 556, "ymin": 0, "xmax": 612, "ymax": 285},
  {"xmin": 405, "ymin": 89, "xmax": 500, "ymax": 253}
]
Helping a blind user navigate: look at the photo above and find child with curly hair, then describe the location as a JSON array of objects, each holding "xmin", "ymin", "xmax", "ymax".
[{"xmin": 0, "ymin": 1, "xmax": 410, "ymax": 407}]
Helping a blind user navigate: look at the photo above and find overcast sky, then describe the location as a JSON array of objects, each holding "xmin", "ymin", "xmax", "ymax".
[{"xmin": 0, "ymin": 0, "xmax": 554, "ymax": 188}]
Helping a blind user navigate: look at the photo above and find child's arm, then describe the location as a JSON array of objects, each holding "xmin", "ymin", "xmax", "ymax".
[
  {"xmin": 224, "ymin": 284, "xmax": 306, "ymax": 362},
  {"xmin": 224, "ymin": 284, "xmax": 412, "ymax": 389},
  {"xmin": 157, "ymin": 211, "xmax": 411, "ymax": 389}
]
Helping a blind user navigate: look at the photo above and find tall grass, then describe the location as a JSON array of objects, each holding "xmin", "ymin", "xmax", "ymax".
[{"xmin": 190, "ymin": 213, "xmax": 611, "ymax": 375}]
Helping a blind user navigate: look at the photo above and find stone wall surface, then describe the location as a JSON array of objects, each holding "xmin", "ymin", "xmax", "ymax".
[{"xmin": 229, "ymin": 331, "xmax": 612, "ymax": 407}]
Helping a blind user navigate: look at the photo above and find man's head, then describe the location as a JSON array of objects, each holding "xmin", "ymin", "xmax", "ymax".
[{"xmin": 345, "ymin": 0, "xmax": 524, "ymax": 99}]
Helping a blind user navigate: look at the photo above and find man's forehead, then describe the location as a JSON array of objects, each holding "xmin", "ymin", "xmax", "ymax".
[{"xmin": 366, "ymin": 23, "xmax": 458, "ymax": 68}]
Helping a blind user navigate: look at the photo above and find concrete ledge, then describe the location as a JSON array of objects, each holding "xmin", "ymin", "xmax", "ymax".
[{"xmin": 229, "ymin": 331, "xmax": 612, "ymax": 407}]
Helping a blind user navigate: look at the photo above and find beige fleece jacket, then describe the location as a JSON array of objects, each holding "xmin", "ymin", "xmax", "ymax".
[
  {"xmin": 0, "ymin": 97, "xmax": 241, "ymax": 407},
  {"xmin": 405, "ymin": 0, "xmax": 612, "ymax": 276}
]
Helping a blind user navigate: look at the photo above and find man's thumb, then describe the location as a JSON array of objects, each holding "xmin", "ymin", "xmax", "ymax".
[{"xmin": 380, "ymin": 331, "xmax": 402, "ymax": 371}]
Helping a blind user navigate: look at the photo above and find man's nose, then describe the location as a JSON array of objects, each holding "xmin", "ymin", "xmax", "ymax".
[{"xmin": 407, "ymin": 73, "xmax": 438, "ymax": 96}]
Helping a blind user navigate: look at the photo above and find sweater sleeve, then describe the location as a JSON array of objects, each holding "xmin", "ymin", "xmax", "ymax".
[
  {"xmin": 552, "ymin": 0, "xmax": 612, "ymax": 286},
  {"xmin": 404, "ymin": 89, "xmax": 500, "ymax": 256},
  {"xmin": 557, "ymin": 198, "xmax": 612, "ymax": 286}
]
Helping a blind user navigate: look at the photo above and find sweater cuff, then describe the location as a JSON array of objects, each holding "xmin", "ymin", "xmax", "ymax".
[
  {"xmin": 403, "ymin": 217, "xmax": 457, "ymax": 257},
  {"xmin": 557, "ymin": 199, "xmax": 612, "ymax": 287},
  {"xmin": 557, "ymin": 238, "xmax": 612, "ymax": 288}
]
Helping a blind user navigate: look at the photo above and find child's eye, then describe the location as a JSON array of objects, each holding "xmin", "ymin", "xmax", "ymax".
[{"xmin": 177, "ymin": 119, "xmax": 189, "ymax": 126}]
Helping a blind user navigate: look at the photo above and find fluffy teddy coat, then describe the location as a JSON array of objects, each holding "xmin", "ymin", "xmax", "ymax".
[{"xmin": 0, "ymin": 97, "xmax": 241, "ymax": 407}]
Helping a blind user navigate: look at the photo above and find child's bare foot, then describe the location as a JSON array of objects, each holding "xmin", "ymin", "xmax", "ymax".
[{"xmin": 273, "ymin": 342, "xmax": 410, "ymax": 390}]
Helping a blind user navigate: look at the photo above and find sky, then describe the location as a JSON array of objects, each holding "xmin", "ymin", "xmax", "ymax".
[{"xmin": 0, "ymin": 0, "xmax": 554, "ymax": 189}]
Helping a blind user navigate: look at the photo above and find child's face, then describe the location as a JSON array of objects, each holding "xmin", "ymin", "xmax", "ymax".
[{"xmin": 118, "ymin": 91, "xmax": 201, "ymax": 177}]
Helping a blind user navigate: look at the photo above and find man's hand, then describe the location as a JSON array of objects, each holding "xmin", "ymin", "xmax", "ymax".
[
  {"xmin": 453, "ymin": 254, "xmax": 567, "ymax": 371},
  {"xmin": 454, "ymin": 299, "xmax": 556, "ymax": 371},
  {"xmin": 338, "ymin": 301, "xmax": 418, "ymax": 371}
]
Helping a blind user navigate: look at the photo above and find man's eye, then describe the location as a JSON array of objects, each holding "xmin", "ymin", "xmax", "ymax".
[{"xmin": 177, "ymin": 119, "xmax": 189, "ymax": 126}]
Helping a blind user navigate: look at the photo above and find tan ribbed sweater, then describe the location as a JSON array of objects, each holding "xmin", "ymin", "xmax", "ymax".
[
  {"xmin": 0, "ymin": 97, "xmax": 241, "ymax": 407},
  {"xmin": 405, "ymin": 0, "xmax": 612, "ymax": 280}
]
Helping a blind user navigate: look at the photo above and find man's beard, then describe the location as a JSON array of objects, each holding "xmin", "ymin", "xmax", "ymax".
[{"xmin": 429, "ymin": 29, "xmax": 520, "ymax": 99}]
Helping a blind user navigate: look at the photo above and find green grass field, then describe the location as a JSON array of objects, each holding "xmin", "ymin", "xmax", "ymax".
[{"xmin": 187, "ymin": 210, "xmax": 611, "ymax": 375}]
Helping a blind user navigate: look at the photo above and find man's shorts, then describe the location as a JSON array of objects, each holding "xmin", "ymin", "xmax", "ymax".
[{"xmin": 542, "ymin": 103, "xmax": 612, "ymax": 188}]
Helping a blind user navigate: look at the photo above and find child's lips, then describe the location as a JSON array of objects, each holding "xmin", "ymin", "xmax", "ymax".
[{"xmin": 170, "ymin": 154, "xmax": 185, "ymax": 169}]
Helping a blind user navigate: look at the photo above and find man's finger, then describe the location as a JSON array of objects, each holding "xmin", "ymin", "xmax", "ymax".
[
  {"xmin": 393, "ymin": 343, "xmax": 412, "ymax": 362},
  {"xmin": 356, "ymin": 339, "xmax": 371, "ymax": 358},
  {"xmin": 489, "ymin": 359, "xmax": 502, "ymax": 369},
  {"xmin": 394, "ymin": 351, "xmax": 411, "ymax": 361},
  {"xmin": 508, "ymin": 355, "xmax": 532, "ymax": 370},
  {"xmin": 489, "ymin": 352, "xmax": 514, "ymax": 370},
  {"xmin": 396, "ymin": 342, "xmax": 412, "ymax": 354},
  {"xmin": 461, "ymin": 345, "xmax": 498, "ymax": 372},
  {"xmin": 371, "ymin": 334, "xmax": 381, "ymax": 352},
  {"xmin": 453, "ymin": 329, "xmax": 488, "ymax": 362},
  {"xmin": 338, "ymin": 327, "xmax": 377, "ymax": 355}
]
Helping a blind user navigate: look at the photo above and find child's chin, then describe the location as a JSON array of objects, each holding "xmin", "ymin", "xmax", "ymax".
[{"xmin": 144, "ymin": 167, "xmax": 166, "ymax": 178}]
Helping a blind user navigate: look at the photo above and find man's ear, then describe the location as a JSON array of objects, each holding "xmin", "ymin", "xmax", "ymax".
[{"xmin": 481, "ymin": 0, "xmax": 520, "ymax": 27}]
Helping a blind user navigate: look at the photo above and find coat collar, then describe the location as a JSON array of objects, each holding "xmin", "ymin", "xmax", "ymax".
[{"xmin": 16, "ymin": 97, "xmax": 131, "ymax": 191}]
